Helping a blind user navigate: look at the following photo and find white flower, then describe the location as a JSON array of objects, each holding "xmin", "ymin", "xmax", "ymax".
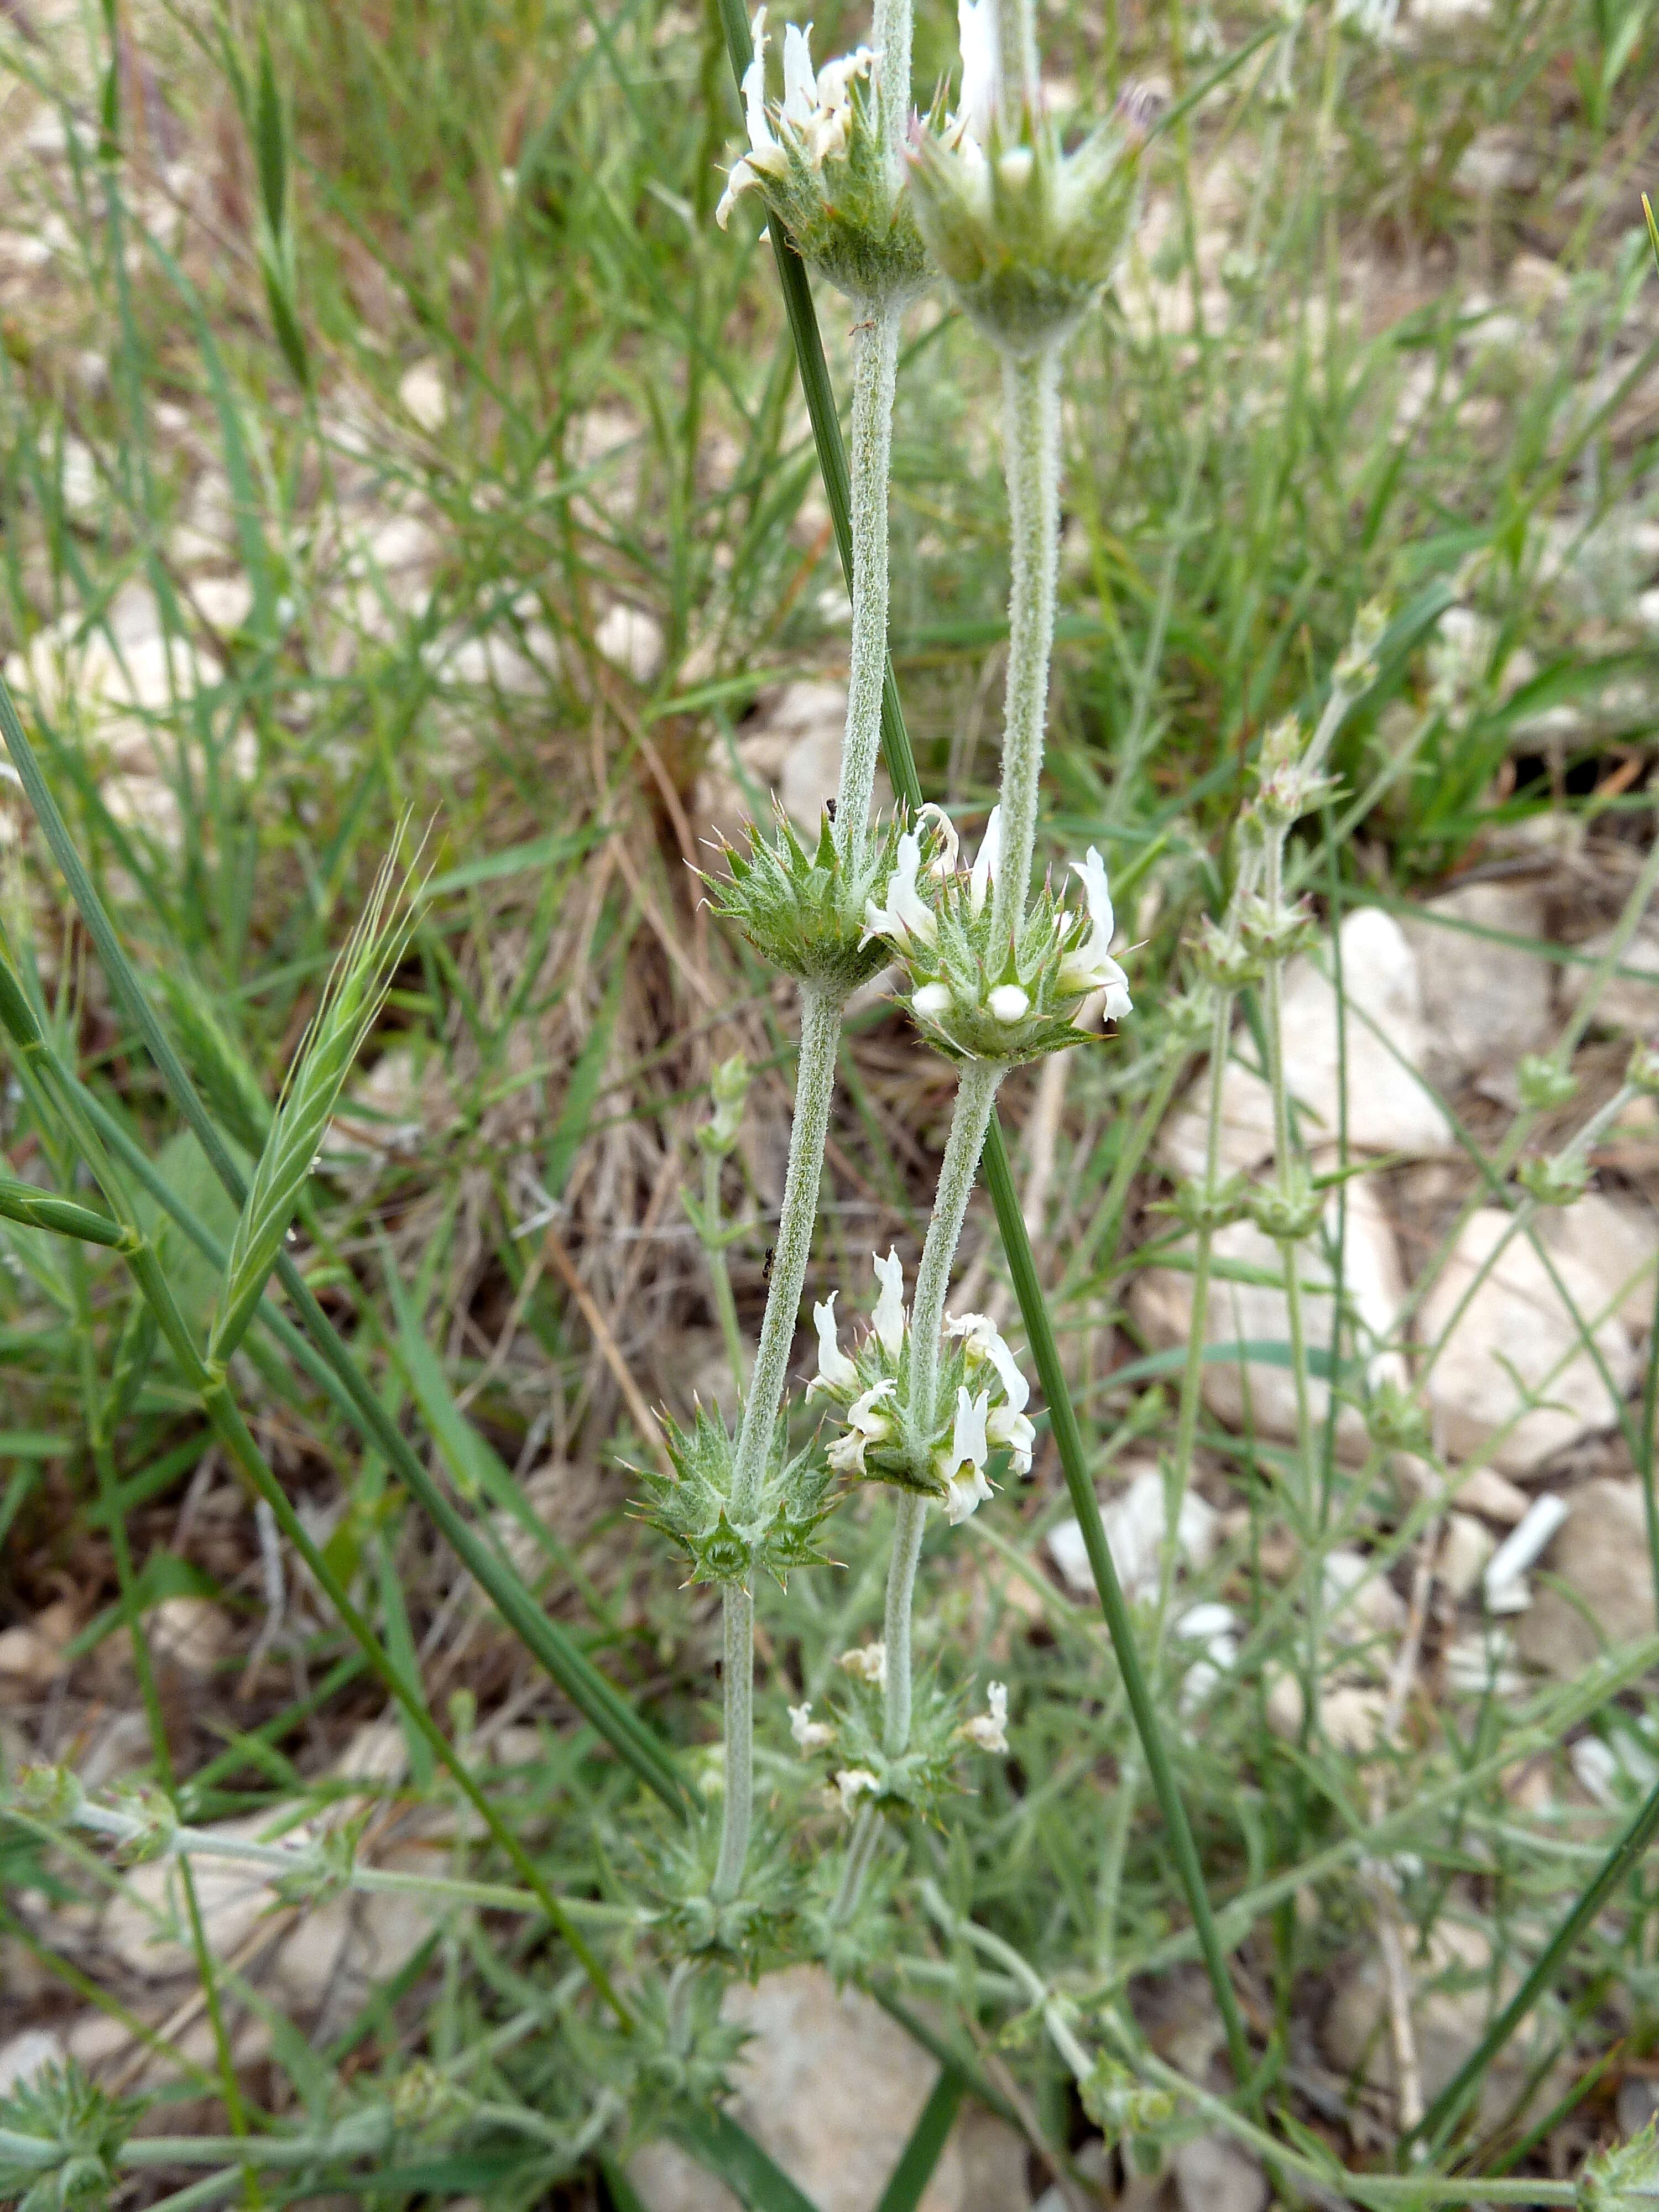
[
  {"xmin": 838, "ymin": 1641, "xmax": 887, "ymax": 1686},
  {"xmin": 968, "ymin": 804, "xmax": 1000, "ymax": 916},
  {"xmin": 916, "ymin": 802, "xmax": 960, "ymax": 876},
  {"xmin": 912, "ymin": 982, "xmax": 952, "ymax": 1020},
  {"xmin": 988, "ymin": 983, "xmax": 1029, "ymax": 1024},
  {"xmin": 833, "ymin": 1765, "xmax": 880, "ymax": 1815},
  {"xmin": 807, "ymin": 1291, "xmax": 859, "ymax": 1396},
  {"xmin": 947, "ymin": 1311, "xmax": 1030, "ymax": 1414},
  {"xmin": 716, "ymin": 9, "xmax": 874, "ymax": 227},
  {"xmin": 789, "ymin": 1700, "xmax": 836, "ymax": 1752},
  {"xmin": 827, "ymin": 1378, "xmax": 896, "ymax": 1474},
  {"xmin": 987, "ymin": 1402, "xmax": 1035, "ymax": 1475},
  {"xmin": 1056, "ymin": 847, "xmax": 1132, "ymax": 1019},
  {"xmin": 950, "ymin": 0, "xmax": 996, "ymax": 153},
  {"xmin": 872, "ymin": 1248, "xmax": 907, "ymax": 1358},
  {"xmin": 961, "ymin": 1680, "xmax": 1009, "ymax": 1754},
  {"xmin": 864, "ymin": 830, "xmax": 938, "ymax": 950},
  {"xmin": 940, "ymin": 1385, "xmax": 993, "ymax": 1525}
]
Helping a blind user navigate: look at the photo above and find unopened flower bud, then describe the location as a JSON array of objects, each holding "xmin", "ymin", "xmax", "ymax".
[
  {"xmin": 1516, "ymin": 1055, "xmax": 1577, "ymax": 1113},
  {"xmin": 696, "ymin": 1055, "xmax": 752, "ymax": 1158},
  {"xmin": 1518, "ymin": 1152, "xmax": 1591, "ymax": 1207},
  {"xmin": 1334, "ymin": 598, "xmax": 1389, "ymax": 693}
]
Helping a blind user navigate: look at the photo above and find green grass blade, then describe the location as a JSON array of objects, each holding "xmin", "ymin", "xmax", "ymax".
[
  {"xmin": 711, "ymin": 9, "xmax": 1255, "ymax": 2096},
  {"xmin": 669, "ymin": 2107, "xmax": 822, "ymax": 2212},
  {"xmin": 874, "ymin": 2068, "xmax": 966, "ymax": 2212},
  {"xmin": 0, "ymin": 1177, "xmax": 127, "ymax": 1248}
]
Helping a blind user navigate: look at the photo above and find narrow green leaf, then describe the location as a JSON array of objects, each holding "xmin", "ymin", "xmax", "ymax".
[
  {"xmin": 669, "ymin": 2107, "xmax": 822, "ymax": 2212},
  {"xmin": 0, "ymin": 1176, "xmax": 125, "ymax": 1248},
  {"xmin": 875, "ymin": 2069, "xmax": 966, "ymax": 2212},
  {"xmin": 546, "ymin": 912, "xmax": 636, "ymax": 1199}
]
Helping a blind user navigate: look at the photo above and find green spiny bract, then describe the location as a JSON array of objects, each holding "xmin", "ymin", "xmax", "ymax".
[
  {"xmin": 0, "ymin": 2062, "xmax": 138, "ymax": 2212},
  {"xmin": 629, "ymin": 1805, "xmax": 797, "ymax": 1974},
  {"xmin": 635, "ymin": 1399, "xmax": 836, "ymax": 1592},
  {"xmin": 716, "ymin": 11, "xmax": 928, "ymax": 305},
  {"xmin": 707, "ymin": 806, "xmax": 899, "ymax": 998},
  {"xmin": 1580, "ymin": 2117, "xmax": 1659, "ymax": 2211},
  {"xmin": 865, "ymin": 808, "xmax": 1131, "ymax": 1067},
  {"xmin": 905, "ymin": 71, "xmax": 1150, "ymax": 358}
]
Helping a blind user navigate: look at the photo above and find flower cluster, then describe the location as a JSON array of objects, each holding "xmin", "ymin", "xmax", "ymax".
[
  {"xmin": 806, "ymin": 1248, "xmax": 1034, "ymax": 1522},
  {"xmin": 717, "ymin": 9, "xmax": 928, "ymax": 302},
  {"xmin": 905, "ymin": 2, "xmax": 1152, "ymax": 355},
  {"xmin": 635, "ymin": 1400, "xmax": 836, "ymax": 1590},
  {"xmin": 707, "ymin": 805, "xmax": 902, "ymax": 1000},
  {"xmin": 863, "ymin": 805, "xmax": 1131, "ymax": 1063},
  {"xmin": 801, "ymin": 1672, "xmax": 1010, "ymax": 1826}
]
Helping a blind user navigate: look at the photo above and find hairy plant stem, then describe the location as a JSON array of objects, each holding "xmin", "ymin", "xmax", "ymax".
[
  {"xmin": 712, "ymin": 1584, "xmax": 755, "ymax": 1901},
  {"xmin": 713, "ymin": 985, "xmax": 842, "ymax": 1894},
  {"xmin": 834, "ymin": 301, "xmax": 901, "ymax": 869},
  {"xmin": 881, "ymin": 1490, "xmax": 928, "ymax": 1754},
  {"xmin": 884, "ymin": 1058, "xmax": 1005, "ymax": 1755},
  {"xmin": 988, "ymin": 342, "xmax": 1063, "ymax": 950},
  {"xmin": 870, "ymin": 0, "xmax": 912, "ymax": 192}
]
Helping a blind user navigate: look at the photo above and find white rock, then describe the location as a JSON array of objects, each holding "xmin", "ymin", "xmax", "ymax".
[
  {"xmin": 1160, "ymin": 909, "xmax": 1454, "ymax": 1178},
  {"xmin": 1173, "ymin": 2130, "xmax": 1267, "ymax": 2212},
  {"xmin": 431, "ymin": 624, "xmax": 560, "ymax": 697},
  {"xmin": 0, "ymin": 1624, "xmax": 65, "ymax": 1688},
  {"xmin": 595, "ymin": 601, "xmax": 665, "ymax": 684},
  {"xmin": 190, "ymin": 575, "xmax": 255, "ymax": 634},
  {"xmin": 629, "ymin": 1967, "xmax": 962, "ymax": 2212},
  {"xmin": 1397, "ymin": 879, "xmax": 1555, "ymax": 1088},
  {"xmin": 1437, "ymin": 1512, "xmax": 1494, "ymax": 1604},
  {"xmin": 1322, "ymin": 1684, "xmax": 1389, "ymax": 1755},
  {"xmin": 102, "ymin": 773, "xmax": 184, "ymax": 856},
  {"xmin": 1515, "ymin": 1478, "xmax": 1658, "ymax": 1677},
  {"xmin": 397, "ymin": 357, "xmax": 448, "ymax": 432},
  {"xmin": 56, "ymin": 434, "xmax": 101, "ymax": 520},
  {"xmin": 147, "ymin": 1595, "xmax": 230, "ymax": 1678},
  {"xmin": 1323, "ymin": 1548, "xmax": 1407, "ymax": 1644},
  {"xmin": 0, "ymin": 2027, "xmax": 66, "ymax": 2095},
  {"xmin": 1559, "ymin": 923, "xmax": 1659, "ymax": 1034},
  {"xmin": 1453, "ymin": 129, "xmax": 1537, "ymax": 197},
  {"xmin": 1536, "ymin": 1193, "xmax": 1659, "ymax": 1336},
  {"xmin": 1417, "ymin": 1209, "xmax": 1638, "ymax": 1474},
  {"xmin": 1131, "ymin": 1176, "xmax": 1406, "ymax": 1462},
  {"xmin": 1047, "ymin": 1465, "xmax": 1215, "ymax": 1605},
  {"xmin": 100, "ymin": 1809, "xmax": 310, "ymax": 1977}
]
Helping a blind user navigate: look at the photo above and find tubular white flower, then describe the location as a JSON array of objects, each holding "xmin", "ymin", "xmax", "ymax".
[
  {"xmin": 781, "ymin": 20, "xmax": 816, "ymax": 123},
  {"xmin": 968, "ymin": 804, "xmax": 1001, "ymax": 916},
  {"xmin": 872, "ymin": 1248, "xmax": 908, "ymax": 1358},
  {"xmin": 951, "ymin": 0, "xmax": 995, "ymax": 154},
  {"xmin": 827, "ymin": 1377, "xmax": 897, "ymax": 1474},
  {"xmin": 807, "ymin": 1291, "xmax": 859, "ymax": 1396},
  {"xmin": 916, "ymin": 801, "xmax": 961, "ymax": 876},
  {"xmin": 838, "ymin": 1640, "xmax": 888, "ymax": 1685},
  {"xmin": 833, "ymin": 1766, "xmax": 880, "ymax": 1814},
  {"xmin": 1056, "ymin": 846, "xmax": 1133, "ymax": 1019},
  {"xmin": 961, "ymin": 1679, "xmax": 1009, "ymax": 1752},
  {"xmin": 940, "ymin": 1384, "xmax": 993, "ymax": 1524},
  {"xmin": 789, "ymin": 1699, "xmax": 836, "ymax": 1751},
  {"xmin": 863, "ymin": 830, "xmax": 938, "ymax": 950},
  {"xmin": 987, "ymin": 1401, "xmax": 1035, "ymax": 1474},
  {"xmin": 947, "ymin": 1301, "xmax": 1026, "ymax": 1407},
  {"xmin": 988, "ymin": 982, "xmax": 1029, "ymax": 1023}
]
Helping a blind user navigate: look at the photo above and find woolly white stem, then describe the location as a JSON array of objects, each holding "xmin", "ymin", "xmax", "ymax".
[
  {"xmin": 881, "ymin": 1490, "xmax": 928, "ymax": 1754},
  {"xmin": 872, "ymin": 0, "xmax": 913, "ymax": 189},
  {"xmin": 712, "ymin": 1583, "xmax": 755, "ymax": 1901},
  {"xmin": 906, "ymin": 1058, "xmax": 1007, "ymax": 1431},
  {"xmin": 988, "ymin": 343, "xmax": 1063, "ymax": 948},
  {"xmin": 836, "ymin": 302, "xmax": 901, "ymax": 870},
  {"xmin": 729, "ymin": 986, "xmax": 842, "ymax": 1517}
]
